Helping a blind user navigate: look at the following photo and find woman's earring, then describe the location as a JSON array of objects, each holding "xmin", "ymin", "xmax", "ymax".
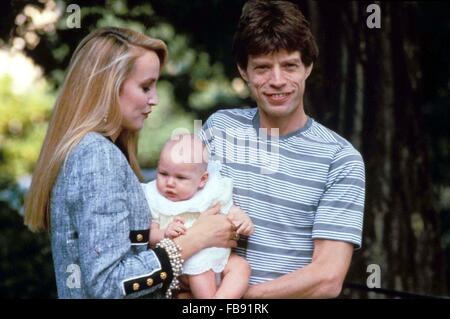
[{"xmin": 103, "ymin": 115, "xmax": 107, "ymax": 123}]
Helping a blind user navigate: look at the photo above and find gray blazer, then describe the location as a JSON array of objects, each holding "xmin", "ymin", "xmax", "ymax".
[{"xmin": 50, "ymin": 132, "xmax": 170, "ymax": 298}]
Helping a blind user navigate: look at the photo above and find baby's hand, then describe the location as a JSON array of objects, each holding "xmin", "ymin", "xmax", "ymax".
[
  {"xmin": 228, "ymin": 205, "xmax": 254, "ymax": 236},
  {"xmin": 164, "ymin": 217, "xmax": 187, "ymax": 239}
]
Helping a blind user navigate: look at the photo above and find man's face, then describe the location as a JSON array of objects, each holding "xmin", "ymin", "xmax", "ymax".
[{"xmin": 239, "ymin": 50, "xmax": 312, "ymax": 119}]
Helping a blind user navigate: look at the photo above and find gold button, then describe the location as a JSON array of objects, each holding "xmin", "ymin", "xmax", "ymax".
[
  {"xmin": 160, "ymin": 272, "xmax": 167, "ymax": 280},
  {"xmin": 132, "ymin": 283, "xmax": 140, "ymax": 291},
  {"xmin": 136, "ymin": 234, "xmax": 143, "ymax": 242},
  {"xmin": 146, "ymin": 278, "xmax": 154, "ymax": 287}
]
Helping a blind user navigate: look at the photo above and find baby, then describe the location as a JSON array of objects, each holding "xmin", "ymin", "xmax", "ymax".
[{"xmin": 142, "ymin": 133, "xmax": 253, "ymax": 299}]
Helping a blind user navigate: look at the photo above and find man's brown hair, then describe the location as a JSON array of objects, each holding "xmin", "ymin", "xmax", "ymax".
[{"xmin": 232, "ymin": 0, "xmax": 319, "ymax": 69}]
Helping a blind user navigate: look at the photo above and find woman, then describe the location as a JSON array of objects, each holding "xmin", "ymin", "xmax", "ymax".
[{"xmin": 23, "ymin": 27, "xmax": 241, "ymax": 298}]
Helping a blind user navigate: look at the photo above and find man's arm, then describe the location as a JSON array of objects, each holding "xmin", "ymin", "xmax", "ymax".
[{"xmin": 243, "ymin": 239, "xmax": 353, "ymax": 298}]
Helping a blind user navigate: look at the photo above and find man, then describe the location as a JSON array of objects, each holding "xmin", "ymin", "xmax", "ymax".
[{"xmin": 200, "ymin": 0, "xmax": 365, "ymax": 298}]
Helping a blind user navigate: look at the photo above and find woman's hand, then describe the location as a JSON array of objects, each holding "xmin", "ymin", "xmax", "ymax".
[
  {"xmin": 227, "ymin": 205, "xmax": 254, "ymax": 236},
  {"xmin": 194, "ymin": 203, "xmax": 238, "ymax": 248}
]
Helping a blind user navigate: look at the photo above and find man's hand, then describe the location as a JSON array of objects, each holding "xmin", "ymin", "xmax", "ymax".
[{"xmin": 228, "ymin": 205, "xmax": 254, "ymax": 236}]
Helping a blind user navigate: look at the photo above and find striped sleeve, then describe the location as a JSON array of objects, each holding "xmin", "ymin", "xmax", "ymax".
[
  {"xmin": 312, "ymin": 146, "xmax": 365, "ymax": 249},
  {"xmin": 199, "ymin": 114, "xmax": 216, "ymax": 157}
]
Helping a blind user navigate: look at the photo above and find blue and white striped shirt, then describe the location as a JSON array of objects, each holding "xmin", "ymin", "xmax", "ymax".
[{"xmin": 200, "ymin": 108, "xmax": 365, "ymax": 284}]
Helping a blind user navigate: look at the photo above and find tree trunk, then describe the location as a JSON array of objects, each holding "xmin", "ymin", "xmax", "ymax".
[{"xmin": 306, "ymin": 1, "xmax": 447, "ymax": 297}]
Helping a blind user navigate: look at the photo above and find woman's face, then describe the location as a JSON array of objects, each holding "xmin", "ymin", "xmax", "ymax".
[{"xmin": 119, "ymin": 50, "xmax": 160, "ymax": 132}]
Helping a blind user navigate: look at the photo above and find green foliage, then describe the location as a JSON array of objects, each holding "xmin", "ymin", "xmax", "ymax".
[
  {"xmin": 149, "ymin": 23, "xmax": 246, "ymax": 112},
  {"xmin": 62, "ymin": 2, "xmax": 244, "ymax": 167},
  {"xmin": 0, "ymin": 74, "xmax": 54, "ymax": 180},
  {"xmin": 0, "ymin": 73, "xmax": 56, "ymax": 298}
]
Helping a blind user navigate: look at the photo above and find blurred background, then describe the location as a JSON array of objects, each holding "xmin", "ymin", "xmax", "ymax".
[{"xmin": 0, "ymin": 0, "xmax": 449, "ymax": 298}]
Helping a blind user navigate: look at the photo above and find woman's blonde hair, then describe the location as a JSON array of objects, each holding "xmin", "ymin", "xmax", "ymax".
[{"xmin": 24, "ymin": 27, "xmax": 168, "ymax": 232}]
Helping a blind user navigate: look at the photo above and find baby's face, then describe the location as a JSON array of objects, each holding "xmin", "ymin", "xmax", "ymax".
[{"xmin": 156, "ymin": 150, "xmax": 208, "ymax": 202}]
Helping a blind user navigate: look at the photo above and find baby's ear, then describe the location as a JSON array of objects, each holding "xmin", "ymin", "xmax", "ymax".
[{"xmin": 199, "ymin": 171, "xmax": 209, "ymax": 189}]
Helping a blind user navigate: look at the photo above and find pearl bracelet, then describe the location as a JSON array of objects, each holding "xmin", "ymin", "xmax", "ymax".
[{"xmin": 156, "ymin": 238, "xmax": 183, "ymax": 298}]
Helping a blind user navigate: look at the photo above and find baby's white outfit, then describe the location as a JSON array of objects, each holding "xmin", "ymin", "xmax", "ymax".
[{"xmin": 141, "ymin": 161, "xmax": 233, "ymax": 275}]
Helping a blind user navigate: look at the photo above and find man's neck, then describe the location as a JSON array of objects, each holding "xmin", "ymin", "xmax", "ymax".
[{"xmin": 258, "ymin": 108, "xmax": 308, "ymax": 136}]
